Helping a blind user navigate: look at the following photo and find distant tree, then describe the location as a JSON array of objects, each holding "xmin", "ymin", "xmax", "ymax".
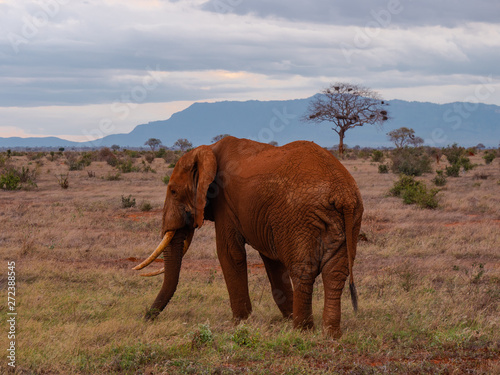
[
  {"xmin": 111, "ymin": 144, "xmax": 120, "ymax": 151},
  {"xmin": 268, "ymin": 141, "xmax": 278, "ymax": 146},
  {"xmin": 387, "ymin": 127, "xmax": 423, "ymax": 148},
  {"xmin": 145, "ymin": 138, "xmax": 162, "ymax": 152},
  {"xmin": 173, "ymin": 138, "xmax": 193, "ymax": 152},
  {"xmin": 58, "ymin": 147, "xmax": 65, "ymax": 152},
  {"xmin": 303, "ymin": 82, "xmax": 389, "ymax": 157},
  {"xmin": 476, "ymin": 143, "xmax": 485, "ymax": 150},
  {"xmin": 212, "ymin": 134, "xmax": 231, "ymax": 143}
]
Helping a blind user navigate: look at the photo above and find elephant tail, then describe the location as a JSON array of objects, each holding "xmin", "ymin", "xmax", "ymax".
[{"xmin": 345, "ymin": 209, "xmax": 358, "ymax": 313}]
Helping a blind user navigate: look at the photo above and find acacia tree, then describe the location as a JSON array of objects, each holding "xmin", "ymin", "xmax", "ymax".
[
  {"xmin": 387, "ymin": 127, "xmax": 424, "ymax": 148},
  {"xmin": 145, "ymin": 138, "xmax": 162, "ymax": 152},
  {"xmin": 173, "ymin": 138, "xmax": 193, "ymax": 152},
  {"xmin": 303, "ymin": 83, "xmax": 389, "ymax": 157}
]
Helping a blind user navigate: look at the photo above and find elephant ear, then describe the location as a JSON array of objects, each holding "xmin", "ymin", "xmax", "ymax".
[{"xmin": 191, "ymin": 146, "xmax": 217, "ymax": 229}]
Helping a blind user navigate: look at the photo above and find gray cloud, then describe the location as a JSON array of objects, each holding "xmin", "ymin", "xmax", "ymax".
[
  {"xmin": 0, "ymin": 0, "xmax": 498, "ymax": 139},
  {"xmin": 200, "ymin": 0, "xmax": 500, "ymax": 27}
]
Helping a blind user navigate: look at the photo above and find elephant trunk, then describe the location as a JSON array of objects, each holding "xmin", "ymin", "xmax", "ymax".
[{"xmin": 144, "ymin": 230, "xmax": 186, "ymax": 321}]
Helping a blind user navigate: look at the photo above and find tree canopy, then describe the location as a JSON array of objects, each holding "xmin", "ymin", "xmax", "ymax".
[
  {"xmin": 303, "ymin": 82, "xmax": 389, "ymax": 157},
  {"xmin": 387, "ymin": 127, "xmax": 424, "ymax": 148},
  {"xmin": 144, "ymin": 138, "xmax": 162, "ymax": 152}
]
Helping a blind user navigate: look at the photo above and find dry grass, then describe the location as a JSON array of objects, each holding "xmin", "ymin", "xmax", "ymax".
[{"xmin": 0, "ymin": 152, "xmax": 499, "ymax": 374}]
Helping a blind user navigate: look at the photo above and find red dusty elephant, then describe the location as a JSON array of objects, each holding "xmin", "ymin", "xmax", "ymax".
[{"xmin": 133, "ymin": 136, "xmax": 363, "ymax": 338}]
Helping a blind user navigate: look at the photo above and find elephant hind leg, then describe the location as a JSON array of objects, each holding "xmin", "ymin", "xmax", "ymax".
[
  {"xmin": 260, "ymin": 254, "xmax": 293, "ymax": 319},
  {"xmin": 321, "ymin": 248, "xmax": 349, "ymax": 339},
  {"xmin": 290, "ymin": 276, "xmax": 315, "ymax": 331}
]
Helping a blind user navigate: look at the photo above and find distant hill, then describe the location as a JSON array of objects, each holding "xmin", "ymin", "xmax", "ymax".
[{"xmin": 1, "ymin": 97, "xmax": 499, "ymax": 148}]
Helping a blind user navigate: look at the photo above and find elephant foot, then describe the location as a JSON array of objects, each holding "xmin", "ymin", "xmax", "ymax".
[
  {"xmin": 294, "ymin": 317, "xmax": 314, "ymax": 332},
  {"xmin": 144, "ymin": 308, "xmax": 162, "ymax": 321},
  {"xmin": 324, "ymin": 325, "xmax": 342, "ymax": 339}
]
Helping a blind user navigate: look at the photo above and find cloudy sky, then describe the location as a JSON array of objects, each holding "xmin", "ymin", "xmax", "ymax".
[{"xmin": 1, "ymin": 0, "xmax": 499, "ymax": 142}]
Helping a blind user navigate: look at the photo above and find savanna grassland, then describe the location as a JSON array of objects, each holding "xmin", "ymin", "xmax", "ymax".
[{"xmin": 0, "ymin": 148, "xmax": 499, "ymax": 374}]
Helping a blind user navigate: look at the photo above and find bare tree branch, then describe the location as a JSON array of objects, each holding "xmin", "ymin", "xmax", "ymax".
[{"xmin": 302, "ymin": 83, "xmax": 389, "ymax": 157}]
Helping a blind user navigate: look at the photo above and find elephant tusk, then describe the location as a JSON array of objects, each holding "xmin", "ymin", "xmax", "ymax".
[
  {"xmin": 133, "ymin": 231, "xmax": 175, "ymax": 270},
  {"xmin": 183, "ymin": 230, "xmax": 194, "ymax": 256},
  {"xmin": 140, "ymin": 231, "xmax": 194, "ymax": 276},
  {"xmin": 140, "ymin": 267, "xmax": 165, "ymax": 277}
]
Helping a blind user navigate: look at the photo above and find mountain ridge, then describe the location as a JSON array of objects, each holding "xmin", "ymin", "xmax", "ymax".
[{"xmin": 1, "ymin": 97, "xmax": 498, "ymax": 148}]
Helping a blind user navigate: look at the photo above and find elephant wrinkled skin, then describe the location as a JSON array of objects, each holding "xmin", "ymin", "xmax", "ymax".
[{"xmin": 134, "ymin": 136, "xmax": 363, "ymax": 338}]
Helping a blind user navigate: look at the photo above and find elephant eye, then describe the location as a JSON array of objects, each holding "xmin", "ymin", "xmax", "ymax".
[{"xmin": 170, "ymin": 189, "xmax": 177, "ymax": 195}]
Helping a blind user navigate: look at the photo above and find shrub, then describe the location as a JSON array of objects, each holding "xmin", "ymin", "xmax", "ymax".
[
  {"xmin": 105, "ymin": 172, "xmax": 121, "ymax": 181},
  {"xmin": 144, "ymin": 153, "xmax": 155, "ymax": 164},
  {"xmin": 483, "ymin": 151, "xmax": 496, "ymax": 165},
  {"xmin": 191, "ymin": 323, "xmax": 214, "ymax": 349},
  {"xmin": 117, "ymin": 159, "xmax": 139, "ymax": 173},
  {"xmin": 378, "ymin": 164, "xmax": 389, "ymax": 174},
  {"xmin": 140, "ymin": 201, "xmax": 153, "ymax": 212},
  {"xmin": 371, "ymin": 150, "xmax": 384, "ymax": 162},
  {"xmin": 390, "ymin": 175, "xmax": 439, "ymax": 209},
  {"xmin": 99, "ymin": 148, "xmax": 118, "ymax": 166},
  {"xmin": 445, "ymin": 164, "xmax": 460, "ymax": 177},
  {"xmin": 65, "ymin": 152, "xmax": 92, "ymax": 171},
  {"xmin": 231, "ymin": 324, "xmax": 259, "ymax": 348},
  {"xmin": 56, "ymin": 173, "xmax": 69, "ymax": 189},
  {"xmin": 432, "ymin": 170, "xmax": 447, "ymax": 186},
  {"xmin": 0, "ymin": 166, "xmax": 37, "ymax": 190},
  {"xmin": 162, "ymin": 150, "xmax": 180, "ymax": 164},
  {"xmin": 442, "ymin": 143, "xmax": 464, "ymax": 165},
  {"xmin": 0, "ymin": 169, "xmax": 21, "ymax": 190},
  {"xmin": 162, "ymin": 175, "xmax": 170, "ymax": 185},
  {"xmin": 390, "ymin": 147, "xmax": 432, "ymax": 176},
  {"xmin": 121, "ymin": 195, "xmax": 136, "ymax": 208}
]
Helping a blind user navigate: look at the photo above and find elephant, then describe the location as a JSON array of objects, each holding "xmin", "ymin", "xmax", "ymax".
[{"xmin": 133, "ymin": 136, "xmax": 363, "ymax": 338}]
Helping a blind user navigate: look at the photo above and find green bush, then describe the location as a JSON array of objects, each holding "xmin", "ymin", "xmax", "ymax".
[
  {"xmin": 390, "ymin": 175, "xmax": 439, "ymax": 209},
  {"xmin": 483, "ymin": 151, "xmax": 496, "ymax": 165},
  {"xmin": 191, "ymin": 323, "xmax": 214, "ymax": 349},
  {"xmin": 371, "ymin": 150, "xmax": 384, "ymax": 162},
  {"xmin": 0, "ymin": 166, "xmax": 37, "ymax": 190},
  {"xmin": 231, "ymin": 324, "xmax": 260, "ymax": 348},
  {"xmin": 445, "ymin": 164, "xmax": 460, "ymax": 177},
  {"xmin": 162, "ymin": 175, "xmax": 170, "ymax": 185},
  {"xmin": 117, "ymin": 160, "xmax": 139, "ymax": 173},
  {"xmin": 105, "ymin": 172, "xmax": 121, "ymax": 181},
  {"xmin": 432, "ymin": 170, "xmax": 447, "ymax": 186},
  {"xmin": 442, "ymin": 143, "xmax": 464, "ymax": 165},
  {"xmin": 0, "ymin": 169, "xmax": 21, "ymax": 190},
  {"xmin": 390, "ymin": 147, "xmax": 432, "ymax": 176},
  {"xmin": 378, "ymin": 164, "xmax": 389, "ymax": 174},
  {"xmin": 140, "ymin": 201, "xmax": 153, "ymax": 212},
  {"xmin": 121, "ymin": 195, "xmax": 136, "ymax": 208}
]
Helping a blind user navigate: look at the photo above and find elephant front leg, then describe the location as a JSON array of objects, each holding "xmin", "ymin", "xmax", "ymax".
[
  {"xmin": 216, "ymin": 231, "xmax": 252, "ymax": 322},
  {"xmin": 321, "ymin": 249, "xmax": 349, "ymax": 339}
]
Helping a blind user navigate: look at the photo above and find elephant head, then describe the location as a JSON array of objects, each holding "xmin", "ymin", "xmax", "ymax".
[{"xmin": 133, "ymin": 145, "xmax": 217, "ymax": 320}]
